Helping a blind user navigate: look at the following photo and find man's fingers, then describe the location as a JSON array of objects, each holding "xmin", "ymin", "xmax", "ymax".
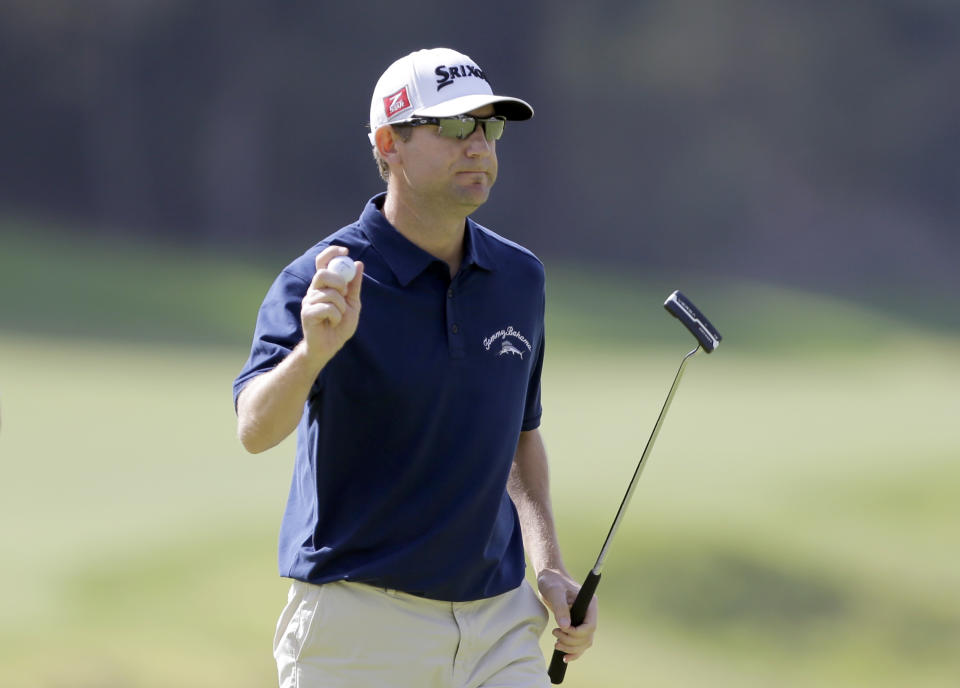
[
  {"xmin": 314, "ymin": 245, "xmax": 348, "ymax": 272},
  {"xmin": 552, "ymin": 592, "xmax": 598, "ymax": 660},
  {"xmin": 552, "ymin": 616, "xmax": 595, "ymax": 644},
  {"xmin": 302, "ymin": 302, "xmax": 343, "ymax": 328},
  {"xmin": 552, "ymin": 618, "xmax": 595, "ymax": 660},
  {"xmin": 302, "ymin": 287, "xmax": 346, "ymax": 325},
  {"xmin": 310, "ymin": 246, "xmax": 350, "ymax": 291},
  {"xmin": 303, "ymin": 288, "xmax": 348, "ymax": 315},
  {"xmin": 552, "ymin": 636, "xmax": 591, "ymax": 662},
  {"xmin": 552, "ymin": 638, "xmax": 590, "ymax": 659},
  {"xmin": 552, "ymin": 619, "xmax": 594, "ymax": 644}
]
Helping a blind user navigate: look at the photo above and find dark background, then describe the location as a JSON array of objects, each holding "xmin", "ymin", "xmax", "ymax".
[{"xmin": 3, "ymin": 0, "xmax": 958, "ymax": 303}]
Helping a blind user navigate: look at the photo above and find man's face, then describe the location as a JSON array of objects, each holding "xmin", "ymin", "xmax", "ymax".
[{"xmin": 391, "ymin": 105, "xmax": 499, "ymax": 212}]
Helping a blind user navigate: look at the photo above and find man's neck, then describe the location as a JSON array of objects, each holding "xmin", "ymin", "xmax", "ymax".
[{"xmin": 382, "ymin": 190, "xmax": 471, "ymax": 277}]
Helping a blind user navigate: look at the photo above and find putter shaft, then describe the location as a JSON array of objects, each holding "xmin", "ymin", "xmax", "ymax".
[
  {"xmin": 591, "ymin": 345, "xmax": 700, "ymax": 574},
  {"xmin": 552, "ymin": 290, "xmax": 722, "ymax": 684},
  {"xmin": 548, "ymin": 345, "xmax": 702, "ymax": 684}
]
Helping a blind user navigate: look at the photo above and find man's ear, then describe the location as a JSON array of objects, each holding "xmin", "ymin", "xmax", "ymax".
[{"xmin": 375, "ymin": 126, "xmax": 401, "ymax": 164}]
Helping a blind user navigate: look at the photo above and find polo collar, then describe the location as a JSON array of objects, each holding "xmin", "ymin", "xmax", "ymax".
[{"xmin": 359, "ymin": 193, "xmax": 495, "ymax": 286}]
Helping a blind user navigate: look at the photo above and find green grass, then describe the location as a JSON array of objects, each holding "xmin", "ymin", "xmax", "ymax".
[
  {"xmin": 538, "ymin": 342, "xmax": 960, "ymax": 687},
  {"xmin": 1, "ymin": 223, "xmax": 958, "ymax": 687}
]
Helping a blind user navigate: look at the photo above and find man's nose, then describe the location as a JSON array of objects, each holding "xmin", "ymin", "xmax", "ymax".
[{"xmin": 465, "ymin": 126, "xmax": 493, "ymax": 156}]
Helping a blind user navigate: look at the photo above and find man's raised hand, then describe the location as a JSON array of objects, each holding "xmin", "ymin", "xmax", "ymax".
[{"xmin": 301, "ymin": 246, "xmax": 363, "ymax": 362}]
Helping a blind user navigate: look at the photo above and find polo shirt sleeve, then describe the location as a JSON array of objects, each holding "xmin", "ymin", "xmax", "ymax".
[
  {"xmin": 521, "ymin": 289, "xmax": 546, "ymax": 432},
  {"xmin": 232, "ymin": 267, "xmax": 311, "ymax": 410}
]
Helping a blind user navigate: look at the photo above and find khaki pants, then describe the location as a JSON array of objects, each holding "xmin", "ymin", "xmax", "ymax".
[{"xmin": 273, "ymin": 579, "xmax": 550, "ymax": 688}]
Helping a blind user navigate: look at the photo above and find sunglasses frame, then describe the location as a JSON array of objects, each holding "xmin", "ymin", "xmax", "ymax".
[{"xmin": 402, "ymin": 115, "xmax": 506, "ymax": 141}]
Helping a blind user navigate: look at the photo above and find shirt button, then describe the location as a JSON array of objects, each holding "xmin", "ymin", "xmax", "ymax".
[
  {"xmin": 447, "ymin": 288, "xmax": 454, "ymax": 299},
  {"xmin": 452, "ymin": 324, "xmax": 459, "ymax": 334}
]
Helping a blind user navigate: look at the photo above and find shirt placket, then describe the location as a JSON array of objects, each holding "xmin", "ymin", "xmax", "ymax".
[{"xmin": 445, "ymin": 277, "xmax": 466, "ymax": 359}]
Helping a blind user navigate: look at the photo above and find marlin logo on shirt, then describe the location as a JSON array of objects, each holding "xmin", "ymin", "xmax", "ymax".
[
  {"xmin": 483, "ymin": 326, "xmax": 532, "ymax": 360},
  {"xmin": 498, "ymin": 340, "xmax": 524, "ymax": 359}
]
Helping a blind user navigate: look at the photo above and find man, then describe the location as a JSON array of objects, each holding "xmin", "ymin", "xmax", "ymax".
[{"xmin": 234, "ymin": 47, "xmax": 597, "ymax": 687}]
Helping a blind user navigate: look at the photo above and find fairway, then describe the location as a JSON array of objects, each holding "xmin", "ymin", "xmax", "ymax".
[{"xmin": 1, "ymin": 234, "xmax": 958, "ymax": 687}]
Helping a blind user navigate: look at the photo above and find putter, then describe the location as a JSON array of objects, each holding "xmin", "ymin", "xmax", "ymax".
[{"xmin": 547, "ymin": 290, "xmax": 722, "ymax": 684}]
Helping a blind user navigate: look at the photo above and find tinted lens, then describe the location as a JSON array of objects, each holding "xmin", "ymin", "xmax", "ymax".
[
  {"xmin": 482, "ymin": 118, "xmax": 505, "ymax": 141},
  {"xmin": 436, "ymin": 117, "xmax": 476, "ymax": 139},
  {"xmin": 436, "ymin": 116, "xmax": 505, "ymax": 141}
]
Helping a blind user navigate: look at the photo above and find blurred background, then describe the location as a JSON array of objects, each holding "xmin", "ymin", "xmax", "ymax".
[{"xmin": 1, "ymin": 1, "xmax": 958, "ymax": 686}]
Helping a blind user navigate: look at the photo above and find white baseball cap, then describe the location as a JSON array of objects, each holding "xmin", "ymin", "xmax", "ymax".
[{"xmin": 368, "ymin": 48, "xmax": 534, "ymax": 145}]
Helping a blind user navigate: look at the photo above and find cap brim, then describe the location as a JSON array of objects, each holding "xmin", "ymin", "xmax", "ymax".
[{"xmin": 414, "ymin": 94, "xmax": 534, "ymax": 121}]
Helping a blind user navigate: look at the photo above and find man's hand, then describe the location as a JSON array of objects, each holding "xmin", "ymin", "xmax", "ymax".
[
  {"xmin": 301, "ymin": 246, "xmax": 364, "ymax": 363},
  {"xmin": 537, "ymin": 568, "xmax": 598, "ymax": 663}
]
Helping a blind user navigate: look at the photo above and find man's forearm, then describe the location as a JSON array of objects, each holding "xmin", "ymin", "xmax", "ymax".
[
  {"xmin": 236, "ymin": 340, "xmax": 331, "ymax": 454},
  {"xmin": 508, "ymin": 429, "xmax": 568, "ymax": 577}
]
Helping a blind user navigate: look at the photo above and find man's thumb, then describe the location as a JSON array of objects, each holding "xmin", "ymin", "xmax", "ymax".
[{"xmin": 546, "ymin": 587, "xmax": 571, "ymax": 629}]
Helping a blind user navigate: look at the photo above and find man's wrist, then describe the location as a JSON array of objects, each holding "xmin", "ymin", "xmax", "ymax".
[
  {"xmin": 293, "ymin": 339, "xmax": 334, "ymax": 377},
  {"xmin": 536, "ymin": 564, "xmax": 571, "ymax": 582}
]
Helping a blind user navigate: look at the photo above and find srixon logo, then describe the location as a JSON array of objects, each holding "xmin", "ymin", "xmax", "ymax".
[
  {"xmin": 383, "ymin": 87, "xmax": 412, "ymax": 118},
  {"xmin": 435, "ymin": 64, "xmax": 488, "ymax": 91}
]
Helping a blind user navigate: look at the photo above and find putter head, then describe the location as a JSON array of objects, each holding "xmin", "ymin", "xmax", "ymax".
[{"xmin": 664, "ymin": 290, "xmax": 722, "ymax": 353}]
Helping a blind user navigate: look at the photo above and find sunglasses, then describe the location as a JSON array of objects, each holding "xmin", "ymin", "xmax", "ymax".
[{"xmin": 404, "ymin": 115, "xmax": 506, "ymax": 141}]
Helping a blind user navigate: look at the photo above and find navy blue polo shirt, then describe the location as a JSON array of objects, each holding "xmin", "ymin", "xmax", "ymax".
[{"xmin": 233, "ymin": 193, "xmax": 546, "ymax": 602}]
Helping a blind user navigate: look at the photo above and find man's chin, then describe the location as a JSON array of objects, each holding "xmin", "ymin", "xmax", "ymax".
[{"xmin": 453, "ymin": 182, "xmax": 492, "ymax": 209}]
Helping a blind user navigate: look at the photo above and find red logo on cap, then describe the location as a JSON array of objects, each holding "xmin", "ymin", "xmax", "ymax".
[{"xmin": 384, "ymin": 87, "xmax": 412, "ymax": 119}]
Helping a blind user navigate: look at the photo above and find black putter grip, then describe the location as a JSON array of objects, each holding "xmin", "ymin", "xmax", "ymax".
[
  {"xmin": 664, "ymin": 290, "xmax": 722, "ymax": 353},
  {"xmin": 547, "ymin": 570, "xmax": 601, "ymax": 684}
]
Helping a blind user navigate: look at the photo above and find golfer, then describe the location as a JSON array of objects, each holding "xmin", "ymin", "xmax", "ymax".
[{"xmin": 234, "ymin": 47, "xmax": 597, "ymax": 687}]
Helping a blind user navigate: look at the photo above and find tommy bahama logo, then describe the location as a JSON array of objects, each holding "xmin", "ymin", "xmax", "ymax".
[
  {"xmin": 435, "ymin": 64, "xmax": 489, "ymax": 91},
  {"xmin": 384, "ymin": 87, "xmax": 412, "ymax": 118},
  {"xmin": 483, "ymin": 326, "xmax": 533, "ymax": 359}
]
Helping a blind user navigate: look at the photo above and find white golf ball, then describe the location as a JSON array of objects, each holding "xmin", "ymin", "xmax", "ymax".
[{"xmin": 328, "ymin": 255, "xmax": 356, "ymax": 282}]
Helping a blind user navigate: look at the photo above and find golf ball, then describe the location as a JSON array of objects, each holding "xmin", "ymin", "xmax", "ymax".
[{"xmin": 328, "ymin": 255, "xmax": 356, "ymax": 282}]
